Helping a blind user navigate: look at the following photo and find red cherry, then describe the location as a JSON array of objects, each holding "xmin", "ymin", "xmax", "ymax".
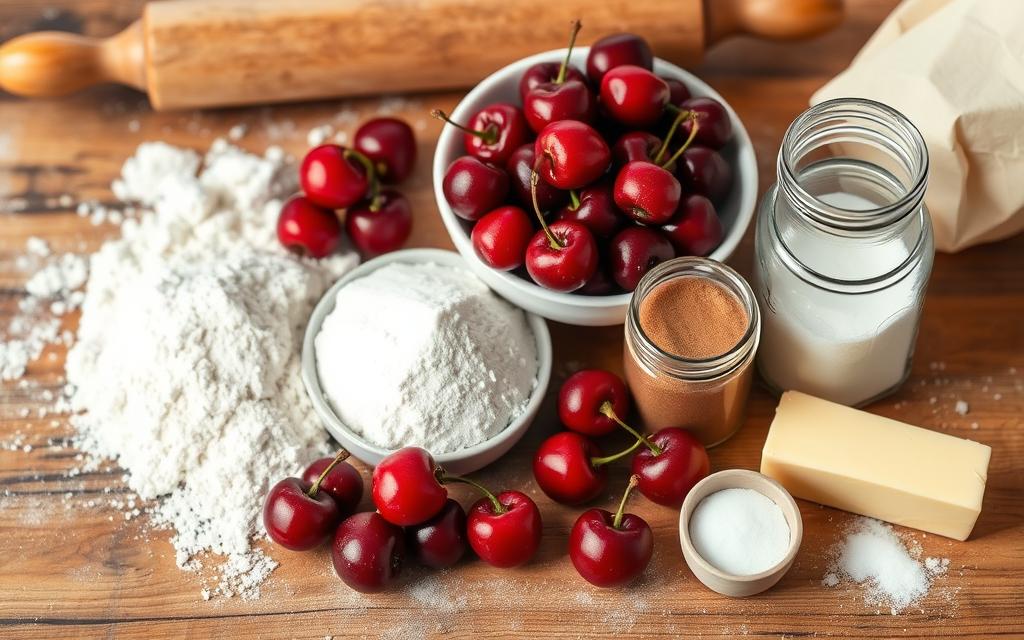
[
  {"xmin": 678, "ymin": 97, "xmax": 732, "ymax": 149},
  {"xmin": 371, "ymin": 447, "xmax": 447, "ymax": 526},
  {"xmin": 554, "ymin": 183, "xmax": 623, "ymax": 239},
  {"xmin": 332, "ymin": 511, "xmax": 405, "ymax": 593},
  {"xmin": 353, "ymin": 117, "xmax": 417, "ymax": 184},
  {"xmin": 263, "ymin": 450, "xmax": 351, "ymax": 551},
  {"xmin": 299, "ymin": 144, "xmax": 371, "ymax": 209},
  {"xmin": 612, "ymin": 131, "xmax": 662, "ymax": 166},
  {"xmin": 664, "ymin": 77, "xmax": 691, "ymax": 106},
  {"xmin": 442, "ymin": 156, "xmax": 510, "ymax": 221},
  {"xmin": 345, "ymin": 189, "xmax": 412, "ymax": 257},
  {"xmin": 301, "ymin": 455, "xmax": 364, "ymax": 516},
  {"xmin": 519, "ymin": 61, "xmax": 587, "ymax": 102},
  {"xmin": 525, "ymin": 220, "xmax": 598, "ymax": 292},
  {"xmin": 467, "ymin": 490, "xmax": 543, "ymax": 568},
  {"xmin": 631, "ymin": 427, "xmax": 710, "ymax": 507},
  {"xmin": 276, "ymin": 195, "xmax": 343, "ymax": 259},
  {"xmin": 569, "ymin": 475, "xmax": 653, "ymax": 587},
  {"xmin": 535, "ymin": 120, "xmax": 611, "ymax": 190},
  {"xmin": 505, "ymin": 144, "xmax": 568, "ymax": 212},
  {"xmin": 405, "ymin": 498, "xmax": 468, "ymax": 569},
  {"xmin": 613, "ymin": 161, "xmax": 681, "ymax": 225},
  {"xmin": 660, "ymin": 194, "xmax": 724, "ymax": 257},
  {"xmin": 579, "ymin": 264, "xmax": 618, "ymax": 296},
  {"xmin": 600, "ymin": 65, "xmax": 669, "ymax": 128},
  {"xmin": 586, "ymin": 33, "xmax": 654, "ymax": 85},
  {"xmin": 677, "ymin": 146, "xmax": 733, "ymax": 204},
  {"xmin": 471, "ymin": 205, "xmax": 534, "ymax": 271},
  {"xmin": 609, "ymin": 226, "xmax": 675, "ymax": 292},
  {"xmin": 533, "ymin": 431, "xmax": 608, "ymax": 505},
  {"xmin": 558, "ymin": 369, "xmax": 631, "ymax": 437},
  {"xmin": 523, "ymin": 21, "xmax": 596, "ymax": 133},
  {"xmin": 432, "ymin": 104, "xmax": 528, "ymax": 166}
]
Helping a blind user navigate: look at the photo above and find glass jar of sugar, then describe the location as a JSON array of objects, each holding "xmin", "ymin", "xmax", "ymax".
[
  {"xmin": 754, "ymin": 98, "xmax": 934, "ymax": 407},
  {"xmin": 623, "ymin": 257, "xmax": 760, "ymax": 447}
]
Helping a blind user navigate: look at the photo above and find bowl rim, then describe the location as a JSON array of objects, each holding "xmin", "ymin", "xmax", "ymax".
[
  {"xmin": 431, "ymin": 46, "xmax": 758, "ymax": 311},
  {"xmin": 678, "ymin": 469, "xmax": 804, "ymax": 584},
  {"xmin": 300, "ymin": 248, "xmax": 553, "ymax": 466}
]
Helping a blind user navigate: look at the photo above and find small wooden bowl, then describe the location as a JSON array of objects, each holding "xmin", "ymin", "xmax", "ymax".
[{"xmin": 679, "ymin": 469, "xmax": 803, "ymax": 597}]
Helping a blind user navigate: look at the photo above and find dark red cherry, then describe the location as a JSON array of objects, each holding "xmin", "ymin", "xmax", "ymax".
[
  {"xmin": 405, "ymin": 498, "xmax": 468, "ymax": 569},
  {"xmin": 505, "ymin": 144, "xmax": 568, "ymax": 212},
  {"xmin": 660, "ymin": 194, "xmax": 724, "ymax": 257},
  {"xmin": 353, "ymin": 117, "xmax": 417, "ymax": 183},
  {"xmin": 442, "ymin": 156, "xmax": 509, "ymax": 221},
  {"xmin": 677, "ymin": 146, "xmax": 733, "ymax": 204},
  {"xmin": 586, "ymin": 33, "xmax": 654, "ymax": 85},
  {"xmin": 609, "ymin": 226, "xmax": 675, "ymax": 292},
  {"xmin": 519, "ymin": 61, "xmax": 587, "ymax": 102},
  {"xmin": 554, "ymin": 183, "xmax": 622, "ymax": 239},
  {"xmin": 332, "ymin": 511, "xmax": 404, "ymax": 593},
  {"xmin": 345, "ymin": 190, "xmax": 412, "ymax": 257},
  {"xmin": 678, "ymin": 97, "xmax": 732, "ymax": 149},
  {"xmin": 600, "ymin": 65, "xmax": 669, "ymax": 128}
]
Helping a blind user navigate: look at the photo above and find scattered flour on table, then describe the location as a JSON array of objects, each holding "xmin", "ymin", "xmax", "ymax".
[{"xmin": 822, "ymin": 517, "xmax": 950, "ymax": 614}]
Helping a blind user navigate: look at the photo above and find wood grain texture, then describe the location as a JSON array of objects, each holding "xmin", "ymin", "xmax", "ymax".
[{"xmin": 0, "ymin": 1, "xmax": 1021, "ymax": 638}]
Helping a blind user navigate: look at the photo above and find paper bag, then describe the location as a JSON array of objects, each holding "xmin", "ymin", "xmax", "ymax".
[{"xmin": 812, "ymin": 0, "xmax": 1024, "ymax": 252}]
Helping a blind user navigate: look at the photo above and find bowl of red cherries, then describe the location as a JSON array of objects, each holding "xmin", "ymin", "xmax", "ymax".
[{"xmin": 432, "ymin": 23, "xmax": 757, "ymax": 326}]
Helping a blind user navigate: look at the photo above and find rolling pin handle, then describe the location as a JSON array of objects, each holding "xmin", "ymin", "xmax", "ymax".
[
  {"xmin": 706, "ymin": 0, "xmax": 844, "ymax": 44},
  {"xmin": 0, "ymin": 21, "xmax": 145, "ymax": 98}
]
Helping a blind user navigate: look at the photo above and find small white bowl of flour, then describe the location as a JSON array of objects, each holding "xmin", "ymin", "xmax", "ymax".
[{"xmin": 302, "ymin": 248, "xmax": 551, "ymax": 474}]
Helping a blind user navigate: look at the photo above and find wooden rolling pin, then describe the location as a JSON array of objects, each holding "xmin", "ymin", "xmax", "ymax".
[{"xmin": 0, "ymin": 0, "xmax": 842, "ymax": 110}]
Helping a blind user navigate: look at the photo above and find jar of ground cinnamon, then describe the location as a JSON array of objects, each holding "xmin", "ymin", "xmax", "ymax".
[{"xmin": 624, "ymin": 257, "xmax": 760, "ymax": 447}]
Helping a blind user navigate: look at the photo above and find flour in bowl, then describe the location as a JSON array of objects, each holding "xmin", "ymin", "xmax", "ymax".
[{"xmin": 315, "ymin": 262, "xmax": 538, "ymax": 453}]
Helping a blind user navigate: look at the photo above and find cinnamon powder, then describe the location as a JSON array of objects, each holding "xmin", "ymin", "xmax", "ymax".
[{"xmin": 638, "ymin": 277, "xmax": 747, "ymax": 359}]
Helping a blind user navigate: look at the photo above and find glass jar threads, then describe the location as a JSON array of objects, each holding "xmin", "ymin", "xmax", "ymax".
[{"xmin": 753, "ymin": 98, "xmax": 934, "ymax": 406}]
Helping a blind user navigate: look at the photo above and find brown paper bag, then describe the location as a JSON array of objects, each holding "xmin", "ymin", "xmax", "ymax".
[{"xmin": 812, "ymin": 0, "xmax": 1024, "ymax": 252}]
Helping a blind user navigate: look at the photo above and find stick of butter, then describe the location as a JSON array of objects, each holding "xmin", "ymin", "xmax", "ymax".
[{"xmin": 760, "ymin": 391, "xmax": 991, "ymax": 541}]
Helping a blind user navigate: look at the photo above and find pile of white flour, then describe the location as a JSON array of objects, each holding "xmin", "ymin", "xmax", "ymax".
[
  {"xmin": 65, "ymin": 140, "xmax": 357, "ymax": 598},
  {"xmin": 315, "ymin": 262, "xmax": 538, "ymax": 454}
]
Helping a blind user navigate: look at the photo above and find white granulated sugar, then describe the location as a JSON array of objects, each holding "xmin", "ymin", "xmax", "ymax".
[
  {"xmin": 688, "ymin": 487, "xmax": 791, "ymax": 576},
  {"xmin": 66, "ymin": 139, "xmax": 358, "ymax": 599},
  {"xmin": 823, "ymin": 517, "xmax": 948, "ymax": 614},
  {"xmin": 316, "ymin": 262, "xmax": 538, "ymax": 454}
]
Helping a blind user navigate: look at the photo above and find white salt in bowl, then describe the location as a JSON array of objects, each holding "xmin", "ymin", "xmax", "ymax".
[
  {"xmin": 432, "ymin": 47, "xmax": 758, "ymax": 326},
  {"xmin": 679, "ymin": 469, "xmax": 803, "ymax": 597},
  {"xmin": 301, "ymin": 248, "xmax": 552, "ymax": 475}
]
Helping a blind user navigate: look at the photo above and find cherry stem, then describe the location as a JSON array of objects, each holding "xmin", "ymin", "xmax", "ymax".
[
  {"xmin": 344, "ymin": 149, "xmax": 382, "ymax": 211},
  {"xmin": 530, "ymin": 165, "xmax": 564, "ymax": 250},
  {"xmin": 599, "ymin": 401, "xmax": 662, "ymax": 455},
  {"xmin": 590, "ymin": 437, "xmax": 645, "ymax": 467},
  {"xmin": 568, "ymin": 189, "xmax": 581, "ymax": 210},
  {"xmin": 439, "ymin": 473, "xmax": 505, "ymax": 514},
  {"xmin": 660, "ymin": 113, "xmax": 700, "ymax": 169},
  {"xmin": 306, "ymin": 449, "xmax": 351, "ymax": 498},
  {"xmin": 555, "ymin": 20, "xmax": 582, "ymax": 85},
  {"xmin": 653, "ymin": 109, "xmax": 690, "ymax": 165},
  {"xmin": 612, "ymin": 475, "xmax": 640, "ymax": 530},
  {"xmin": 431, "ymin": 109, "xmax": 498, "ymax": 146}
]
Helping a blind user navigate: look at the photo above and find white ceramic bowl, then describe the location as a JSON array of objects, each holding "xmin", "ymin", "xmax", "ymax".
[
  {"xmin": 300, "ymin": 248, "xmax": 552, "ymax": 475},
  {"xmin": 433, "ymin": 47, "xmax": 758, "ymax": 326}
]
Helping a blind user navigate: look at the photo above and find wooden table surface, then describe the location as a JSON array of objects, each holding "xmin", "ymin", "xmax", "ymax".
[{"xmin": 1, "ymin": 1, "xmax": 1022, "ymax": 638}]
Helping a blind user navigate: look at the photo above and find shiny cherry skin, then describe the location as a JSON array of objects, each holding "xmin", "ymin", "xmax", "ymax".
[
  {"xmin": 586, "ymin": 33, "xmax": 653, "ymax": 85},
  {"xmin": 276, "ymin": 195, "xmax": 343, "ymax": 259},
  {"xmin": 442, "ymin": 156, "xmax": 510, "ymax": 221},
  {"xmin": 678, "ymin": 97, "xmax": 732, "ymax": 149},
  {"xmin": 609, "ymin": 226, "xmax": 675, "ymax": 291},
  {"xmin": 405, "ymin": 498, "xmax": 468, "ymax": 569},
  {"xmin": 558, "ymin": 369, "xmax": 631, "ymax": 437},
  {"xmin": 664, "ymin": 77, "xmax": 691, "ymax": 106},
  {"xmin": 568, "ymin": 478, "xmax": 653, "ymax": 587},
  {"xmin": 579, "ymin": 264, "xmax": 617, "ymax": 296},
  {"xmin": 519, "ymin": 61, "xmax": 587, "ymax": 101},
  {"xmin": 467, "ymin": 490, "xmax": 543, "ymax": 568},
  {"xmin": 299, "ymin": 144, "xmax": 370, "ymax": 209},
  {"xmin": 533, "ymin": 431, "xmax": 607, "ymax": 505},
  {"xmin": 345, "ymin": 190, "xmax": 412, "ymax": 257},
  {"xmin": 263, "ymin": 477, "xmax": 341, "ymax": 550},
  {"xmin": 612, "ymin": 131, "xmax": 662, "ymax": 166},
  {"xmin": 677, "ymin": 146, "xmax": 733, "ymax": 204},
  {"xmin": 505, "ymin": 144, "xmax": 568, "ymax": 212},
  {"xmin": 524, "ymin": 78, "xmax": 597, "ymax": 133},
  {"xmin": 438, "ymin": 104, "xmax": 528, "ymax": 166},
  {"xmin": 353, "ymin": 117, "xmax": 417, "ymax": 183},
  {"xmin": 471, "ymin": 205, "xmax": 534, "ymax": 271},
  {"xmin": 535, "ymin": 120, "xmax": 611, "ymax": 190},
  {"xmin": 631, "ymin": 428, "xmax": 710, "ymax": 507},
  {"xmin": 301, "ymin": 457, "xmax": 364, "ymax": 516},
  {"xmin": 554, "ymin": 183, "xmax": 622, "ymax": 239},
  {"xmin": 660, "ymin": 194, "xmax": 724, "ymax": 257},
  {"xmin": 600, "ymin": 65, "xmax": 669, "ymax": 128},
  {"xmin": 614, "ymin": 161, "xmax": 681, "ymax": 224},
  {"xmin": 525, "ymin": 220, "xmax": 598, "ymax": 292},
  {"xmin": 372, "ymin": 447, "xmax": 447, "ymax": 526},
  {"xmin": 332, "ymin": 511, "xmax": 405, "ymax": 593}
]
